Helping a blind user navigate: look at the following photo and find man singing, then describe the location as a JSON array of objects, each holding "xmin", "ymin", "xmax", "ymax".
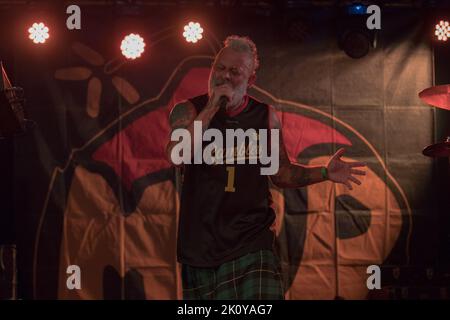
[{"xmin": 166, "ymin": 35, "xmax": 366, "ymax": 300}]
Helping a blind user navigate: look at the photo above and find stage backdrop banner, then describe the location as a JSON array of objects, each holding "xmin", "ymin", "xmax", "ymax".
[{"xmin": 0, "ymin": 7, "xmax": 439, "ymax": 299}]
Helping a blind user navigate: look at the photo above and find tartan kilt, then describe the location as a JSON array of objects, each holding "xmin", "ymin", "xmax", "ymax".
[{"xmin": 181, "ymin": 250, "xmax": 285, "ymax": 300}]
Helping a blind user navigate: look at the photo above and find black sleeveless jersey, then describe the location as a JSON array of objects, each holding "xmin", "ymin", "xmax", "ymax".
[{"xmin": 177, "ymin": 94, "xmax": 276, "ymax": 267}]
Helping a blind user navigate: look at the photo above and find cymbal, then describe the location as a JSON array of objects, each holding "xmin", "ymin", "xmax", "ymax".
[
  {"xmin": 419, "ymin": 85, "xmax": 450, "ymax": 110},
  {"xmin": 422, "ymin": 137, "xmax": 450, "ymax": 157}
]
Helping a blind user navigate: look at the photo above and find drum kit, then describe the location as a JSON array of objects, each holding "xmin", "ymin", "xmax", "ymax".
[{"xmin": 419, "ymin": 84, "xmax": 450, "ymax": 158}]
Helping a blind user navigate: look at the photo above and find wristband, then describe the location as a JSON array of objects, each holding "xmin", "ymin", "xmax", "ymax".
[{"xmin": 321, "ymin": 167, "xmax": 328, "ymax": 180}]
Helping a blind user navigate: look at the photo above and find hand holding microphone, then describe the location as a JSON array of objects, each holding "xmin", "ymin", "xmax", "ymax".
[
  {"xmin": 208, "ymin": 83, "xmax": 232, "ymax": 112},
  {"xmin": 218, "ymin": 95, "xmax": 230, "ymax": 110}
]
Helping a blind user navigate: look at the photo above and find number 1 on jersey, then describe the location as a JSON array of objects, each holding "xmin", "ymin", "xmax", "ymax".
[{"xmin": 225, "ymin": 166, "xmax": 236, "ymax": 192}]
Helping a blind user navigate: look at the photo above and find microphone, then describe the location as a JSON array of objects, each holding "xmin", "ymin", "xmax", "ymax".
[{"xmin": 219, "ymin": 95, "xmax": 229, "ymax": 110}]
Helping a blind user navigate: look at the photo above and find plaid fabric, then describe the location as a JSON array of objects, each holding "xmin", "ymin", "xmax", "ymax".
[{"xmin": 181, "ymin": 250, "xmax": 285, "ymax": 300}]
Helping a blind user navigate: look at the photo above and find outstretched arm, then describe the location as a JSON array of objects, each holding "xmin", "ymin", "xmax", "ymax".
[{"xmin": 268, "ymin": 107, "xmax": 366, "ymax": 190}]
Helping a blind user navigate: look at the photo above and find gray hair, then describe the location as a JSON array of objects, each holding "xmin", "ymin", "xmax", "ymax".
[{"xmin": 223, "ymin": 35, "xmax": 259, "ymax": 72}]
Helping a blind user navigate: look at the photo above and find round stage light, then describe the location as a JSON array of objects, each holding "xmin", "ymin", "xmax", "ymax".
[
  {"xmin": 183, "ymin": 22, "xmax": 203, "ymax": 43},
  {"xmin": 28, "ymin": 22, "xmax": 49, "ymax": 44},
  {"xmin": 339, "ymin": 30, "xmax": 371, "ymax": 59},
  {"xmin": 120, "ymin": 33, "xmax": 145, "ymax": 60},
  {"xmin": 435, "ymin": 20, "xmax": 450, "ymax": 41}
]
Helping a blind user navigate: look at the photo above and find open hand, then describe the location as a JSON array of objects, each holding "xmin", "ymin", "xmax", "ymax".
[{"xmin": 326, "ymin": 148, "xmax": 366, "ymax": 190}]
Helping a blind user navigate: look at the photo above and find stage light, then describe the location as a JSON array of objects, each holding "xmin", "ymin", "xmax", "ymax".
[
  {"xmin": 339, "ymin": 30, "xmax": 371, "ymax": 59},
  {"xmin": 347, "ymin": 3, "xmax": 367, "ymax": 15},
  {"xmin": 338, "ymin": 3, "xmax": 376, "ymax": 59},
  {"xmin": 28, "ymin": 22, "xmax": 49, "ymax": 44},
  {"xmin": 435, "ymin": 20, "xmax": 450, "ymax": 41},
  {"xmin": 120, "ymin": 33, "xmax": 145, "ymax": 60},
  {"xmin": 183, "ymin": 22, "xmax": 203, "ymax": 43}
]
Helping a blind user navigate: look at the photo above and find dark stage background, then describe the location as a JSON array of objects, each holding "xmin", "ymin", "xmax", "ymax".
[{"xmin": 0, "ymin": 1, "xmax": 450, "ymax": 300}]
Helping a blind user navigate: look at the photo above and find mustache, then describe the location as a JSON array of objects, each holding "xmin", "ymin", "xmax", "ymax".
[{"xmin": 213, "ymin": 79, "xmax": 231, "ymax": 86}]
